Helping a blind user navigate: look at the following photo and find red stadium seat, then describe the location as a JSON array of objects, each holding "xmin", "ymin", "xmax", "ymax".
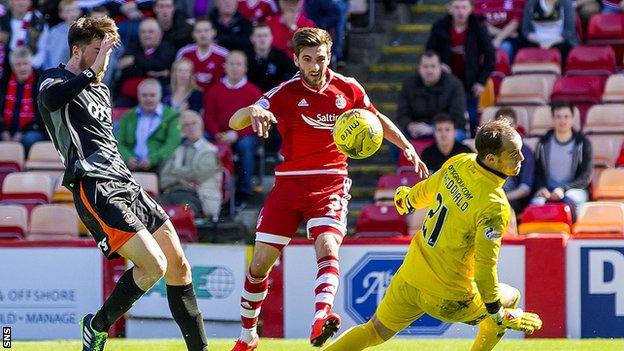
[
  {"xmin": 132, "ymin": 172, "xmax": 159, "ymax": 197},
  {"xmin": 518, "ymin": 203, "xmax": 573, "ymax": 235},
  {"xmin": 112, "ymin": 108, "xmax": 129, "ymax": 124},
  {"xmin": 397, "ymin": 138, "xmax": 434, "ymax": 172},
  {"xmin": 1, "ymin": 172, "xmax": 52, "ymax": 211},
  {"xmin": 355, "ymin": 204, "xmax": 408, "ymax": 237},
  {"xmin": 0, "ymin": 204, "xmax": 27, "ymax": 239},
  {"xmin": 512, "ymin": 48, "xmax": 561, "ymax": 75},
  {"xmin": 27, "ymin": 204, "xmax": 80, "ymax": 240},
  {"xmin": 565, "ymin": 46, "xmax": 616, "ymax": 77},
  {"xmin": 574, "ymin": 201, "xmax": 624, "ymax": 235},
  {"xmin": 0, "ymin": 141, "xmax": 24, "ymax": 186},
  {"xmin": 163, "ymin": 204, "xmax": 197, "ymax": 242},
  {"xmin": 586, "ymin": 13, "xmax": 624, "ymax": 64},
  {"xmin": 494, "ymin": 49, "xmax": 511, "ymax": 76},
  {"xmin": 374, "ymin": 172, "xmax": 423, "ymax": 203},
  {"xmin": 550, "ymin": 76, "xmax": 606, "ymax": 121},
  {"xmin": 25, "ymin": 141, "xmax": 64, "ymax": 171}
]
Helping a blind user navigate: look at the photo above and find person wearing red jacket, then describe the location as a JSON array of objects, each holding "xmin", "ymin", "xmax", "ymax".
[{"xmin": 204, "ymin": 50, "xmax": 262, "ymax": 208}]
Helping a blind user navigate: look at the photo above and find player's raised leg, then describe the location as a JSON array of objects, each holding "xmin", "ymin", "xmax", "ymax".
[
  {"xmin": 153, "ymin": 219, "xmax": 208, "ymax": 351},
  {"xmin": 470, "ymin": 283, "xmax": 521, "ymax": 351},
  {"xmin": 82, "ymin": 229, "xmax": 167, "ymax": 351},
  {"xmin": 232, "ymin": 241, "xmax": 282, "ymax": 351}
]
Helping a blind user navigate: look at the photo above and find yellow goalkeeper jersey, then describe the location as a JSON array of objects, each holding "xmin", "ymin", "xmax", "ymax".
[{"xmin": 396, "ymin": 153, "xmax": 510, "ymax": 304}]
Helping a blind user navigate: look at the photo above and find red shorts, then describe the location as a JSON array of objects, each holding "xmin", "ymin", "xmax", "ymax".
[{"xmin": 255, "ymin": 175, "xmax": 352, "ymax": 247}]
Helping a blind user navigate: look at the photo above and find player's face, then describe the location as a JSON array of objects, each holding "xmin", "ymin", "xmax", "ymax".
[
  {"xmin": 77, "ymin": 38, "xmax": 107, "ymax": 83},
  {"xmin": 251, "ymin": 27, "xmax": 273, "ymax": 52},
  {"xmin": 225, "ymin": 53, "xmax": 247, "ymax": 82},
  {"xmin": 193, "ymin": 21, "xmax": 215, "ymax": 47},
  {"xmin": 449, "ymin": 0, "xmax": 472, "ymax": 26},
  {"xmin": 434, "ymin": 121, "xmax": 455, "ymax": 148},
  {"xmin": 553, "ymin": 107, "xmax": 575, "ymax": 134},
  {"xmin": 294, "ymin": 45, "xmax": 331, "ymax": 89},
  {"xmin": 493, "ymin": 133, "xmax": 524, "ymax": 177}
]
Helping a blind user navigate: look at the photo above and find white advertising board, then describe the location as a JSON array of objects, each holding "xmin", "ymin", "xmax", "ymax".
[
  {"xmin": 283, "ymin": 244, "xmax": 525, "ymax": 339},
  {"xmin": 0, "ymin": 247, "xmax": 103, "ymax": 339},
  {"xmin": 128, "ymin": 244, "xmax": 247, "ymax": 321}
]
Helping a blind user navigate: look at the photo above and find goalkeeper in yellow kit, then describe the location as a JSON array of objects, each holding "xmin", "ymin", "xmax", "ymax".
[{"xmin": 323, "ymin": 120, "xmax": 542, "ymax": 351}]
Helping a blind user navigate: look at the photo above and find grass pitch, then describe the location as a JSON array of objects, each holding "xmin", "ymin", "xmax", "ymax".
[{"xmin": 14, "ymin": 338, "xmax": 624, "ymax": 351}]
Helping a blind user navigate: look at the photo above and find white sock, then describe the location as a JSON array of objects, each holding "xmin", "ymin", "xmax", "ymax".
[{"xmin": 239, "ymin": 327, "xmax": 258, "ymax": 344}]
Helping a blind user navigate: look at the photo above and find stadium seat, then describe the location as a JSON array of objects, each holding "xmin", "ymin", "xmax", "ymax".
[
  {"xmin": 28, "ymin": 204, "xmax": 80, "ymax": 240},
  {"xmin": 584, "ymin": 104, "xmax": 624, "ymax": 134},
  {"xmin": 52, "ymin": 175, "xmax": 73, "ymax": 203},
  {"xmin": 355, "ymin": 204, "xmax": 408, "ymax": 237},
  {"xmin": 574, "ymin": 201, "xmax": 624, "ymax": 234},
  {"xmin": 480, "ymin": 106, "xmax": 530, "ymax": 134},
  {"xmin": 586, "ymin": 13, "xmax": 624, "ymax": 64},
  {"xmin": 1, "ymin": 172, "xmax": 53, "ymax": 210},
  {"xmin": 398, "ymin": 138, "xmax": 435, "ymax": 172},
  {"xmin": 551, "ymin": 76, "xmax": 606, "ymax": 122},
  {"xmin": 518, "ymin": 203, "xmax": 573, "ymax": 235},
  {"xmin": 374, "ymin": 172, "xmax": 423, "ymax": 203},
  {"xmin": 163, "ymin": 204, "xmax": 197, "ymax": 242},
  {"xmin": 529, "ymin": 106, "xmax": 582, "ymax": 137},
  {"xmin": 511, "ymin": 48, "xmax": 561, "ymax": 75},
  {"xmin": 496, "ymin": 75, "xmax": 553, "ymax": 106},
  {"xmin": 494, "ymin": 48, "xmax": 511, "ymax": 76},
  {"xmin": 593, "ymin": 168, "xmax": 624, "ymax": 200},
  {"xmin": 565, "ymin": 46, "xmax": 616, "ymax": 77},
  {"xmin": 587, "ymin": 134, "xmax": 624, "ymax": 168},
  {"xmin": 0, "ymin": 141, "xmax": 24, "ymax": 185},
  {"xmin": 602, "ymin": 74, "xmax": 624, "ymax": 103},
  {"xmin": 25, "ymin": 141, "xmax": 64, "ymax": 171},
  {"xmin": 523, "ymin": 137, "xmax": 539, "ymax": 153},
  {"xmin": 132, "ymin": 172, "xmax": 159, "ymax": 197},
  {"xmin": 0, "ymin": 204, "xmax": 28, "ymax": 239}
]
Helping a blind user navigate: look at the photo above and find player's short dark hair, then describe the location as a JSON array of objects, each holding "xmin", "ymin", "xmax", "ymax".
[
  {"xmin": 494, "ymin": 107, "xmax": 517, "ymax": 123},
  {"xmin": 475, "ymin": 119, "xmax": 517, "ymax": 160},
  {"xmin": 419, "ymin": 50, "xmax": 440, "ymax": 64},
  {"xmin": 68, "ymin": 16, "xmax": 119, "ymax": 53},
  {"xmin": 432, "ymin": 113, "xmax": 454, "ymax": 126},
  {"xmin": 292, "ymin": 27, "xmax": 333, "ymax": 57},
  {"xmin": 550, "ymin": 101, "xmax": 575, "ymax": 116}
]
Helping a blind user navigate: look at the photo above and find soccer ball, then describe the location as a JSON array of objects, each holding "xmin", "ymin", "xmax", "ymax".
[{"xmin": 333, "ymin": 108, "xmax": 384, "ymax": 159}]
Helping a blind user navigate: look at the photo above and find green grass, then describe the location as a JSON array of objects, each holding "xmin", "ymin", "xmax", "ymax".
[{"xmin": 13, "ymin": 338, "xmax": 624, "ymax": 351}]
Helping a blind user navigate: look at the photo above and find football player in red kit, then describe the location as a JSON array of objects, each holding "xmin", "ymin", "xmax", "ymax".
[{"xmin": 228, "ymin": 27, "xmax": 429, "ymax": 351}]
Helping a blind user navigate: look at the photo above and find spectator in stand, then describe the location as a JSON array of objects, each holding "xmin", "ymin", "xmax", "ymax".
[
  {"xmin": 175, "ymin": 0, "xmax": 211, "ymax": 18},
  {"xmin": 494, "ymin": 107, "xmax": 535, "ymax": 213},
  {"xmin": 305, "ymin": 0, "xmax": 349, "ymax": 63},
  {"xmin": 494, "ymin": 106, "xmax": 527, "ymax": 136},
  {"xmin": 0, "ymin": 0, "xmax": 49, "ymax": 70},
  {"xmin": 177, "ymin": 18, "xmax": 230, "ymax": 92},
  {"xmin": 238, "ymin": 0, "xmax": 279, "ymax": 23},
  {"xmin": 601, "ymin": 0, "xmax": 624, "ymax": 12},
  {"xmin": 153, "ymin": 0, "xmax": 193, "ymax": 51},
  {"xmin": 106, "ymin": 0, "xmax": 154, "ymax": 48},
  {"xmin": 246, "ymin": 23, "xmax": 296, "ymax": 92},
  {"xmin": 42, "ymin": 0, "xmax": 81, "ymax": 70},
  {"xmin": 473, "ymin": 0, "xmax": 523, "ymax": 61},
  {"xmin": 210, "ymin": 0, "xmax": 253, "ymax": 51},
  {"xmin": 426, "ymin": 0, "xmax": 495, "ymax": 138},
  {"xmin": 204, "ymin": 51, "xmax": 262, "ymax": 208},
  {"xmin": 396, "ymin": 51, "xmax": 467, "ymax": 141},
  {"xmin": 532, "ymin": 101, "xmax": 592, "ymax": 217},
  {"xmin": 521, "ymin": 0, "xmax": 578, "ymax": 66},
  {"xmin": 266, "ymin": 0, "xmax": 316, "ymax": 58},
  {"xmin": 159, "ymin": 110, "xmax": 223, "ymax": 221},
  {"xmin": 117, "ymin": 17, "xmax": 177, "ymax": 106},
  {"xmin": 420, "ymin": 113, "xmax": 472, "ymax": 172},
  {"xmin": 163, "ymin": 58, "xmax": 204, "ymax": 113},
  {"xmin": 116, "ymin": 79, "xmax": 181, "ymax": 171},
  {"xmin": 0, "ymin": 47, "xmax": 44, "ymax": 152}
]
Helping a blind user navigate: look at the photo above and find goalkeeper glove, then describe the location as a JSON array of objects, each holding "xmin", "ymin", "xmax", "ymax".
[
  {"xmin": 490, "ymin": 307, "xmax": 543, "ymax": 334},
  {"xmin": 394, "ymin": 186, "xmax": 415, "ymax": 215}
]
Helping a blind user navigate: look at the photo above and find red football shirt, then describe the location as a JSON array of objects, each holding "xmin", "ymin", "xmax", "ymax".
[
  {"xmin": 176, "ymin": 44, "xmax": 229, "ymax": 91},
  {"xmin": 256, "ymin": 69, "xmax": 378, "ymax": 176},
  {"xmin": 449, "ymin": 27, "xmax": 467, "ymax": 81},
  {"xmin": 238, "ymin": 0, "xmax": 278, "ymax": 23},
  {"xmin": 266, "ymin": 14, "xmax": 316, "ymax": 58},
  {"xmin": 474, "ymin": 0, "xmax": 524, "ymax": 29}
]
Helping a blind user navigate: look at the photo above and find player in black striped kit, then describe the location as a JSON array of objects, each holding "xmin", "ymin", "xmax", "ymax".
[{"xmin": 37, "ymin": 16, "xmax": 208, "ymax": 351}]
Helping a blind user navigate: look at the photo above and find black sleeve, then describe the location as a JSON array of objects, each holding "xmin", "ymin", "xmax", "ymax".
[
  {"xmin": 565, "ymin": 137, "xmax": 593, "ymax": 191},
  {"xmin": 39, "ymin": 68, "xmax": 96, "ymax": 112}
]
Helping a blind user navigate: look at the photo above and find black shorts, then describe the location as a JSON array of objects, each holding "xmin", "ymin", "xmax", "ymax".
[{"xmin": 72, "ymin": 177, "xmax": 169, "ymax": 258}]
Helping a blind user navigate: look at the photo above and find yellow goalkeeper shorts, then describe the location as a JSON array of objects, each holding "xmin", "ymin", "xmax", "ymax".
[{"xmin": 375, "ymin": 273, "xmax": 519, "ymax": 333}]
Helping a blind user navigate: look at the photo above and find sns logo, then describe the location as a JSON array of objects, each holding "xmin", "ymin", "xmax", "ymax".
[
  {"xmin": 354, "ymin": 270, "xmax": 393, "ymax": 307},
  {"xmin": 588, "ymin": 249, "xmax": 624, "ymax": 316},
  {"xmin": 88, "ymin": 102, "xmax": 111, "ymax": 123}
]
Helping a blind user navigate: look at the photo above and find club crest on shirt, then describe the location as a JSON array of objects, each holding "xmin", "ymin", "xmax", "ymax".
[
  {"xmin": 335, "ymin": 94, "xmax": 347, "ymax": 109},
  {"xmin": 484, "ymin": 227, "xmax": 501, "ymax": 241},
  {"xmin": 123, "ymin": 212, "xmax": 137, "ymax": 226}
]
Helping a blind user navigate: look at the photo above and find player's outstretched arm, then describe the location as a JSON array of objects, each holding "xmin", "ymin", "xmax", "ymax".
[
  {"xmin": 229, "ymin": 105, "xmax": 276, "ymax": 138},
  {"xmin": 376, "ymin": 112, "xmax": 428, "ymax": 178}
]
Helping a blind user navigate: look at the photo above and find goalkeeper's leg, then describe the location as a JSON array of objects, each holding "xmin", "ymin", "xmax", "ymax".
[
  {"xmin": 322, "ymin": 316, "xmax": 388, "ymax": 351},
  {"xmin": 470, "ymin": 284, "xmax": 520, "ymax": 351}
]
